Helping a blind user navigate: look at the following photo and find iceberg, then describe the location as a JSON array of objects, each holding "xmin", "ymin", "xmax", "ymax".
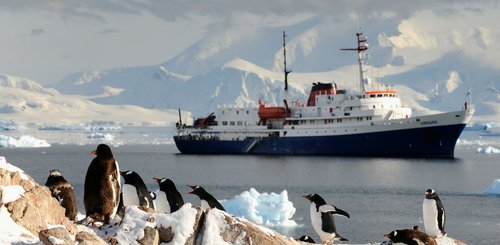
[
  {"xmin": 221, "ymin": 188, "xmax": 297, "ymax": 227},
  {"xmin": 0, "ymin": 135, "xmax": 50, "ymax": 148},
  {"xmin": 475, "ymin": 146, "xmax": 500, "ymax": 154},
  {"xmin": 484, "ymin": 179, "xmax": 500, "ymax": 195}
]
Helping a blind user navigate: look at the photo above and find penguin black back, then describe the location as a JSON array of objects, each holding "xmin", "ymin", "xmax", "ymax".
[
  {"xmin": 120, "ymin": 170, "xmax": 154, "ymax": 209},
  {"xmin": 384, "ymin": 229, "xmax": 437, "ymax": 245},
  {"xmin": 188, "ymin": 185, "xmax": 225, "ymax": 211},
  {"xmin": 154, "ymin": 177, "xmax": 184, "ymax": 213},
  {"xmin": 45, "ymin": 169, "xmax": 78, "ymax": 221}
]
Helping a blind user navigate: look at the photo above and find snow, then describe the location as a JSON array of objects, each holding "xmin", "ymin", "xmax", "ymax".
[
  {"xmin": 0, "ymin": 185, "xmax": 25, "ymax": 203},
  {"xmin": 202, "ymin": 209, "xmax": 230, "ymax": 245},
  {"xmin": 221, "ymin": 188, "xmax": 297, "ymax": 227},
  {"xmin": 484, "ymin": 179, "xmax": 500, "ymax": 195},
  {"xmin": 0, "ymin": 135, "xmax": 50, "ymax": 148},
  {"xmin": 154, "ymin": 203, "xmax": 199, "ymax": 244},
  {"xmin": 0, "ymin": 206, "xmax": 38, "ymax": 244}
]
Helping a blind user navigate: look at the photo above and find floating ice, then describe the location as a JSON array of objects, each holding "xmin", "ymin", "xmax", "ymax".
[
  {"xmin": 475, "ymin": 146, "xmax": 500, "ymax": 154},
  {"xmin": 484, "ymin": 179, "xmax": 500, "ymax": 195},
  {"xmin": 39, "ymin": 120, "xmax": 121, "ymax": 131},
  {"xmin": 0, "ymin": 120, "xmax": 22, "ymax": 130},
  {"xmin": 87, "ymin": 132, "xmax": 114, "ymax": 141},
  {"xmin": 221, "ymin": 188, "xmax": 297, "ymax": 227},
  {"xmin": 0, "ymin": 135, "xmax": 50, "ymax": 148}
]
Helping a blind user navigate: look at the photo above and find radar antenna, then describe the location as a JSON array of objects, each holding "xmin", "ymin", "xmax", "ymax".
[{"xmin": 341, "ymin": 28, "xmax": 368, "ymax": 93}]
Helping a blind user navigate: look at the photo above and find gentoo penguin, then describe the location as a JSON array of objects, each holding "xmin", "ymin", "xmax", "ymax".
[
  {"xmin": 303, "ymin": 193, "xmax": 350, "ymax": 244},
  {"xmin": 120, "ymin": 170, "xmax": 154, "ymax": 209},
  {"xmin": 423, "ymin": 188, "xmax": 446, "ymax": 237},
  {"xmin": 296, "ymin": 235, "xmax": 316, "ymax": 243},
  {"xmin": 187, "ymin": 185, "xmax": 225, "ymax": 211},
  {"xmin": 44, "ymin": 169, "xmax": 78, "ymax": 221},
  {"xmin": 153, "ymin": 177, "xmax": 184, "ymax": 213},
  {"xmin": 384, "ymin": 229, "xmax": 437, "ymax": 245},
  {"xmin": 78, "ymin": 144, "xmax": 121, "ymax": 225}
]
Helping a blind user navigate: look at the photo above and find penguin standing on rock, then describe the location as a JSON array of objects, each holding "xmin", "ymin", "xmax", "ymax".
[
  {"xmin": 45, "ymin": 169, "xmax": 78, "ymax": 221},
  {"xmin": 303, "ymin": 193, "xmax": 350, "ymax": 245},
  {"xmin": 153, "ymin": 177, "xmax": 184, "ymax": 213},
  {"xmin": 187, "ymin": 185, "xmax": 225, "ymax": 211},
  {"xmin": 78, "ymin": 144, "xmax": 121, "ymax": 225},
  {"xmin": 120, "ymin": 170, "xmax": 154, "ymax": 209},
  {"xmin": 384, "ymin": 228, "xmax": 437, "ymax": 245},
  {"xmin": 423, "ymin": 188, "xmax": 446, "ymax": 237}
]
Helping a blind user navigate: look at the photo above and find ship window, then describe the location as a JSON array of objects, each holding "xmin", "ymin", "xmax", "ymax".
[
  {"xmin": 222, "ymin": 110, "xmax": 225, "ymax": 115},
  {"xmin": 373, "ymin": 105, "xmax": 376, "ymax": 109},
  {"xmin": 237, "ymin": 110, "xmax": 239, "ymax": 114},
  {"xmin": 237, "ymin": 121, "xmax": 243, "ymax": 126},
  {"xmin": 370, "ymin": 95, "xmax": 375, "ymax": 98},
  {"xmin": 222, "ymin": 121, "xmax": 228, "ymax": 126},
  {"xmin": 384, "ymin": 94, "xmax": 388, "ymax": 97},
  {"xmin": 230, "ymin": 121, "xmax": 235, "ymax": 126},
  {"xmin": 337, "ymin": 119, "xmax": 342, "ymax": 123},
  {"xmin": 247, "ymin": 110, "xmax": 249, "ymax": 114},
  {"xmin": 377, "ymin": 94, "xmax": 382, "ymax": 97}
]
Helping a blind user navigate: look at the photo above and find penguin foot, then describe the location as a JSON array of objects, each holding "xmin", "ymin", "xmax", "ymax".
[{"xmin": 75, "ymin": 216, "xmax": 95, "ymax": 226}]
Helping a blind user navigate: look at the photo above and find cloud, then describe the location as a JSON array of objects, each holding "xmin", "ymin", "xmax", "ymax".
[
  {"xmin": 30, "ymin": 28, "xmax": 45, "ymax": 36},
  {"xmin": 0, "ymin": 0, "xmax": 489, "ymax": 23},
  {"xmin": 99, "ymin": 28, "xmax": 120, "ymax": 34}
]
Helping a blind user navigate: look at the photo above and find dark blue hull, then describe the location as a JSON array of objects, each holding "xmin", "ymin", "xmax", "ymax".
[{"xmin": 174, "ymin": 124, "xmax": 466, "ymax": 158}]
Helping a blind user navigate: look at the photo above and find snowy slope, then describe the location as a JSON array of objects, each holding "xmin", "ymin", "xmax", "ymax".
[{"xmin": 0, "ymin": 73, "xmax": 187, "ymax": 125}]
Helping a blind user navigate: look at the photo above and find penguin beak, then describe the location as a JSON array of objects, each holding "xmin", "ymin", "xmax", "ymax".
[
  {"xmin": 302, "ymin": 195, "xmax": 311, "ymax": 201},
  {"xmin": 152, "ymin": 177, "xmax": 160, "ymax": 183},
  {"xmin": 187, "ymin": 185, "xmax": 196, "ymax": 194},
  {"xmin": 332, "ymin": 207, "xmax": 350, "ymax": 218},
  {"xmin": 384, "ymin": 234, "xmax": 390, "ymax": 239},
  {"xmin": 90, "ymin": 150, "xmax": 97, "ymax": 155}
]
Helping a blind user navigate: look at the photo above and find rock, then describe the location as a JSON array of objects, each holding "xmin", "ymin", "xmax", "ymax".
[
  {"xmin": 201, "ymin": 208, "xmax": 299, "ymax": 245},
  {"xmin": 75, "ymin": 231, "xmax": 108, "ymax": 245},
  {"xmin": 39, "ymin": 227, "xmax": 73, "ymax": 245},
  {"xmin": 138, "ymin": 226, "xmax": 159, "ymax": 245}
]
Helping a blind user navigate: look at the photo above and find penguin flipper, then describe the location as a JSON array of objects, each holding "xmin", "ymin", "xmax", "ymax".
[
  {"xmin": 335, "ymin": 234, "xmax": 349, "ymax": 242},
  {"xmin": 319, "ymin": 204, "xmax": 337, "ymax": 213}
]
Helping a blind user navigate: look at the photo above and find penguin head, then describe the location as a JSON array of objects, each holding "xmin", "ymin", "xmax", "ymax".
[
  {"xmin": 48, "ymin": 169, "xmax": 62, "ymax": 177},
  {"xmin": 425, "ymin": 189, "xmax": 438, "ymax": 199},
  {"xmin": 187, "ymin": 185, "xmax": 206, "ymax": 197},
  {"xmin": 384, "ymin": 230, "xmax": 398, "ymax": 241},
  {"xmin": 302, "ymin": 193, "xmax": 326, "ymax": 205},
  {"xmin": 91, "ymin": 144, "xmax": 113, "ymax": 158},
  {"xmin": 153, "ymin": 177, "xmax": 177, "ymax": 191},
  {"xmin": 120, "ymin": 170, "xmax": 144, "ymax": 185},
  {"xmin": 296, "ymin": 235, "xmax": 316, "ymax": 243}
]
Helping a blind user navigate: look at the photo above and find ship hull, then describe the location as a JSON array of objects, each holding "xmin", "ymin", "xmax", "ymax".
[{"xmin": 174, "ymin": 123, "xmax": 467, "ymax": 158}]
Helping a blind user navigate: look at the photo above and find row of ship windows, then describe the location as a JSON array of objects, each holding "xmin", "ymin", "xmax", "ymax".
[
  {"xmin": 221, "ymin": 110, "xmax": 251, "ymax": 115},
  {"xmin": 221, "ymin": 116, "xmax": 374, "ymax": 126}
]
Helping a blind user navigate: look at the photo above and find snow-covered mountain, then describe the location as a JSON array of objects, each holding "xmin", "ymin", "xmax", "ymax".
[
  {"xmin": 0, "ymin": 73, "xmax": 186, "ymax": 125},
  {"xmin": 48, "ymin": 14, "xmax": 498, "ymax": 123}
]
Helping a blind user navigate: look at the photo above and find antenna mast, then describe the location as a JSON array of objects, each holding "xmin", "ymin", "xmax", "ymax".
[
  {"xmin": 341, "ymin": 27, "xmax": 368, "ymax": 93},
  {"xmin": 283, "ymin": 31, "xmax": 292, "ymax": 91}
]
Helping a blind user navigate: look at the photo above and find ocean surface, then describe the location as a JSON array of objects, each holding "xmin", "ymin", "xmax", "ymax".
[{"xmin": 1, "ymin": 127, "xmax": 500, "ymax": 244}]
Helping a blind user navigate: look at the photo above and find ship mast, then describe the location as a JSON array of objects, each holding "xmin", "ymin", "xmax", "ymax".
[
  {"xmin": 341, "ymin": 29, "xmax": 368, "ymax": 93},
  {"xmin": 283, "ymin": 31, "xmax": 292, "ymax": 91}
]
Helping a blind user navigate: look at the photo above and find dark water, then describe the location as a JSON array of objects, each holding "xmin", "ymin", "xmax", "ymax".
[{"xmin": 2, "ymin": 143, "xmax": 500, "ymax": 244}]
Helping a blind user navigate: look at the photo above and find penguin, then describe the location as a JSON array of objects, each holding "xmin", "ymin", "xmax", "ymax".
[
  {"xmin": 78, "ymin": 144, "xmax": 121, "ymax": 225},
  {"xmin": 187, "ymin": 185, "xmax": 225, "ymax": 211},
  {"xmin": 296, "ymin": 235, "xmax": 316, "ymax": 243},
  {"xmin": 303, "ymin": 193, "xmax": 350, "ymax": 244},
  {"xmin": 44, "ymin": 169, "xmax": 78, "ymax": 221},
  {"xmin": 153, "ymin": 177, "xmax": 185, "ymax": 213},
  {"xmin": 423, "ymin": 188, "xmax": 446, "ymax": 237},
  {"xmin": 149, "ymin": 191, "xmax": 157, "ymax": 210},
  {"xmin": 120, "ymin": 170, "xmax": 154, "ymax": 209},
  {"xmin": 384, "ymin": 229, "xmax": 437, "ymax": 245}
]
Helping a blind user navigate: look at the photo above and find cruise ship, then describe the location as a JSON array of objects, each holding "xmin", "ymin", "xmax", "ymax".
[{"xmin": 174, "ymin": 31, "xmax": 474, "ymax": 158}]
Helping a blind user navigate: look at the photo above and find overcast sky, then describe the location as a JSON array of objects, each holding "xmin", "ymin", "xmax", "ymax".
[{"xmin": 0, "ymin": 0, "xmax": 493, "ymax": 84}]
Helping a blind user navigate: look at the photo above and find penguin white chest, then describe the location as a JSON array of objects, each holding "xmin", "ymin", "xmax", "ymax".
[
  {"xmin": 423, "ymin": 199, "xmax": 440, "ymax": 236},
  {"xmin": 309, "ymin": 203, "xmax": 335, "ymax": 242},
  {"xmin": 122, "ymin": 184, "xmax": 140, "ymax": 206},
  {"xmin": 200, "ymin": 200, "xmax": 211, "ymax": 210},
  {"xmin": 154, "ymin": 191, "xmax": 171, "ymax": 214}
]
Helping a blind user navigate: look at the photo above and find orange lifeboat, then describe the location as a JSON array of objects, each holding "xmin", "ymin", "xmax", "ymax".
[{"xmin": 258, "ymin": 106, "xmax": 287, "ymax": 119}]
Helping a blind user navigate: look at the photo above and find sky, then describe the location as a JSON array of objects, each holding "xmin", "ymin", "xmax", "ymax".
[{"xmin": 0, "ymin": 0, "xmax": 494, "ymax": 84}]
